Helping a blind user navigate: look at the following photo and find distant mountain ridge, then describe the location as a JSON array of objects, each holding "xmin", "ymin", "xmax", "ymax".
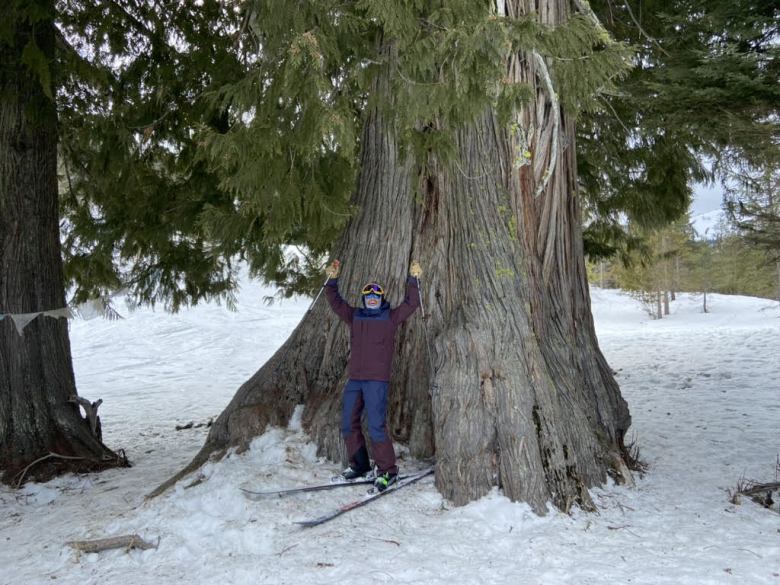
[{"xmin": 690, "ymin": 209, "xmax": 728, "ymax": 240}]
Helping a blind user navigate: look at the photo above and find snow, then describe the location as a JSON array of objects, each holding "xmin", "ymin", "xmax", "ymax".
[{"xmin": 2, "ymin": 280, "xmax": 780, "ymax": 585}]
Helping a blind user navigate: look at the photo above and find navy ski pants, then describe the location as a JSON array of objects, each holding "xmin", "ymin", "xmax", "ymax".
[{"xmin": 342, "ymin": 379, "xmax": 397, "ymax": 474}]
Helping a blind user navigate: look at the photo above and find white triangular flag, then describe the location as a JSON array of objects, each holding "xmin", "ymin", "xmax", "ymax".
[
  {"xmin": 43, "ymin": 308, "xmax": 73, "ymax": 320},
  {"xmin": 9, "ymin": 312, "xmax": 39, "ymax": 335}
]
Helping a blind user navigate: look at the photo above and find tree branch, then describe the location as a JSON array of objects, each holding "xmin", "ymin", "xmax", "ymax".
[
  {"xmin": 572, "ymin": 0, "xmax": 607, "ymax": 33},
  {"xmin": 69, "ymin": 395, "xmax": 103, "ymax": 438},
  {"xmin": 622, "ymin": 1, "xmax": 671, "ymax": 57},
  {"xmin": 108, "ymin": 0, "xmax": 156, "ymax": 39}
]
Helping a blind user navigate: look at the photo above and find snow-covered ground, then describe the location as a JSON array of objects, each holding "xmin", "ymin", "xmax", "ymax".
[{"xmin": 2, "ymin": 282, "xmax": 779, "ymax": 585}]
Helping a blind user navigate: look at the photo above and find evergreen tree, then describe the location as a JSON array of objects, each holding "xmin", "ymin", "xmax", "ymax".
[
  {"xmin": 580, "ymin": 0, "xmax": 779, "ymax": 258},
  {"xmin": 1, "ymin": 1, "xmax": 126, "ymax": 483},
  {"xmin": 150, "ymin": 0, "xmax": 639, "ymax": 511},
  {"xmin": 724, "ymin": 154, "xmax": 780, "ymax": 301},
  {"xmin": 4, "ymin": 0, "xmax": 775, "ymax": 503},
  {"xmin": 1, "ymin": 0, "xmax": 251, "ymax": 483},
  {"xmin": 611, "ymin": 217, "xmax": 692, "ymax": 317},
  {"xmin": 612, "ymin": 214, "xmax": 779, "ymax": 307},
  {"xmin": 5, "ymin": 0, "xmax": 639, "ymax": 504},
  {"xmin": 710, "ymin": 234, "xmax": 778, "ymax": 299},
  {"xmin": 58, "ymin": 0, "xmax": 248, "ymax": 309}
]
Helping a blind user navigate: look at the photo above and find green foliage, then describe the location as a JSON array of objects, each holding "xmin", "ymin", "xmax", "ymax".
[
  {"xmin": 52, "ymin": 0, "xmax": 633, "ymax": 307},
  {"xmin": 20, "ymin": 39, "xmax": 53, "ymax": 99},
  {"xmin": 580, "ymin": 0, "xmax": 779, "ymax": 260},
  {"xmin": 10, "ymin": 0, "xmax": 775, "ymax": 310},
  {"xmin": 57, "ymin": 1, "xmax": 249, "ymax": 310},
  {"xmin": 707, "ymin": 235, "xmax": 778, "ymax": 299},
  {"xmin": 601, "ymin": 213, "xmax": 779, "ymax": 302},
  {"xmin": 723, "ymin": 151, "xmax": 780, "ymax": 263},
  {"xmin": 609, "ymin": 217, "xmax": 693, "ymax": 295}
]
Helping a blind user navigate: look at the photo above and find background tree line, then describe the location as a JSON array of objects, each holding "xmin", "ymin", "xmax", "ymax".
[{"xmin": 589, "ymin": 193, "xmax": 780, "ymax": 318}]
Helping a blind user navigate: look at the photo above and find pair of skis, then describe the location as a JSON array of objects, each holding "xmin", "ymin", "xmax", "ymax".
[{"xmin": 241, "ymin": 466, "xmax": 435, "ymax": 527}]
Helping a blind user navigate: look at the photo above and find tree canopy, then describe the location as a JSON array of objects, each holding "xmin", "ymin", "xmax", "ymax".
[
  {"xmin": 8, "ymin": 1, "xmax": 777, "ymax": 306},
  {"xmin": 52, "ymin": 0, "xmax": 631, "ymax": 307},
  {"xmin": 580, "ymin": 0, "xmax": 779, "ymax": 259}
]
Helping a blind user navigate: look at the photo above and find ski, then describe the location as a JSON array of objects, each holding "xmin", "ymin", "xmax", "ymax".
[
  {"xmin": 294, "ymin": 466, "xmax": 435, "ymax": 528},
  {"xmin": 241, "ymin": 474, "xmax": 381, "ymax": 500}
]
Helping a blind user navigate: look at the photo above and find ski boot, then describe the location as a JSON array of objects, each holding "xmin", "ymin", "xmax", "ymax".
[
  {"xmin": 340, "ymin": 446, "xmax": 372, "ymax": 481},
  {"xmin": 374, "ymin": 471, "xmax": 398, "ymax": 492},
  {"xmin": 340, "ymin": 465, "xmax": 372, "ymax": 481}
]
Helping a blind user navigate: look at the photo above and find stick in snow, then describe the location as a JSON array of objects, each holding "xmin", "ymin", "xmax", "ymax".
[{"xmin": 66, "ymin": 534, "xmax": 158, "ymax": 554}]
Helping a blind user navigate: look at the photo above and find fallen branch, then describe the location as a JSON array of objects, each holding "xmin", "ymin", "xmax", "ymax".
[
  {"xmin": 276, "ymin": 543, "xmax": 299, "ymax": 557},
  {"xmin": 66, "ymin": 534, "xmax": 158, "ymax": 554},
  {"xmin": 738, "ymin": 481, "xmax": 780, "ymax": 497},
  {"xmin": 367, "ymin": 536, "xmax": 401, "ymax": 547},
  {"xmin": 730, "ymin": 478, "xmax": 779, "ymax": 511}
]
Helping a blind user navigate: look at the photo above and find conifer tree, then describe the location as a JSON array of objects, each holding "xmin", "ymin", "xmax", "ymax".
[
  {"xmin": 1, "ymin": 1, "xmax": 126, "ymax": 483},
  {"xmin": 150, "ymin": 0, "xmax": 638, "ymax": 511},
  {"xmin": 612, "ymin": 218, "xmax": 693, "ymax": 317},
  {"xmin": 724, "ymin": 155, "xmax": 780, "ymax": 301},
  {"xmin": 580, "ymin": 0, "xmax": 779, "ymax": 258},
  {"xmin": 4, "ymin": 0, "xmax": 774, "ymax": 506},
  {"xmin": 1, "ymin": 0, "xmax": 245, "ymax": 483}
]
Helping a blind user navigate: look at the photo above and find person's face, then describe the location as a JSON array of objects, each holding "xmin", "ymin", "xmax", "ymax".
[{"xmin": 365, "ymin": 293, "xmax": 382, "ymax": 309}]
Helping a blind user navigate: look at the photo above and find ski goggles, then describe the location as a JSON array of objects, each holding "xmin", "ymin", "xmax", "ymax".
[{"xmin": 361, "ymin": 283, "xmax": 385, "ymax": 296}]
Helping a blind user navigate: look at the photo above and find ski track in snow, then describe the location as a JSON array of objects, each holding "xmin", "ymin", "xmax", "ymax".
[{"xmin": 1, "ymin": 283, "xmax": 779, "ymax": 585}]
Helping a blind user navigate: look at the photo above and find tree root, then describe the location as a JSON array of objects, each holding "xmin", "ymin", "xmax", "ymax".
[
  {"xmin": 145, "ymin": 448, "xmax": 215, "ymax": 499},
  {"xmin": 13, "ymin": 453, "xmax": 85, "ymax": 488},
  {"xmin": 11, "ymin": 450, "xmax": 129, "ymax": 488}
]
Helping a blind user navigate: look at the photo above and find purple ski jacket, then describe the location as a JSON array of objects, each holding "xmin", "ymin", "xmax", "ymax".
[{"xmin": 325, "ymin": 277, "xmax": 420, "ymax": 382}]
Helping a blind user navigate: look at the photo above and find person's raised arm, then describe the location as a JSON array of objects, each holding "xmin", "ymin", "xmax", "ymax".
[
  {"xmin": 324, "ymin": 260, "xmax": 353, "ymax": 324},
  {"xmin": 391, "ymin": 261, "xmax": 422, "ymax": 325}
]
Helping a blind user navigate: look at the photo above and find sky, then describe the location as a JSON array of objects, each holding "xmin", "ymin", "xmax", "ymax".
[{"xmin": 691, "ymin": 181, "xmax": 723, "ymax": 216}]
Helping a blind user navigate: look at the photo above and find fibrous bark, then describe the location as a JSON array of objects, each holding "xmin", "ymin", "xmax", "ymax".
[
  {"xmin": 154, "ymin": 0, "xmax": 631, "ymax": 512},
  {"xmin": 0, "ymin": 4, "xmax": 126, "ymax": 485}
]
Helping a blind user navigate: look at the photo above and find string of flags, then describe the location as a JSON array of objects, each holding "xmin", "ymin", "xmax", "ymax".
[
  {"xmin": 1, "ymin": 297, "xmax": 123, "ymax": 336},
  {"xmin": 0, "ymin": 308, "xmax": 73, "ymax": 335}
]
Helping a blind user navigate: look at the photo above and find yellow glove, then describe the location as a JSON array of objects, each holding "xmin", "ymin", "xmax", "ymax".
[
  {"xmin": 326, "ymin": 259, "xmax": 341, "ymax": 279},
  {"xmin": 409, "ymin": 261, "xmax": 422, "ymax": 278}
]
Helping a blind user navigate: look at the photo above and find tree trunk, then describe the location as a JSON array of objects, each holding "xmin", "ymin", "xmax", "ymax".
[
  {"xmin": 153, "ymin": 1, "xmax": 631, "ymax": 512},
  {"xmin": 663, "ymin": 290, "xmax": 670, "ymax": 316},
  {"xmin": 775, "ymin": 260, "xmax": 780, "ymax": 304},
  {"xmin": 0, "ymin": 5, "xmax": 125, "ymax": 485}
]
